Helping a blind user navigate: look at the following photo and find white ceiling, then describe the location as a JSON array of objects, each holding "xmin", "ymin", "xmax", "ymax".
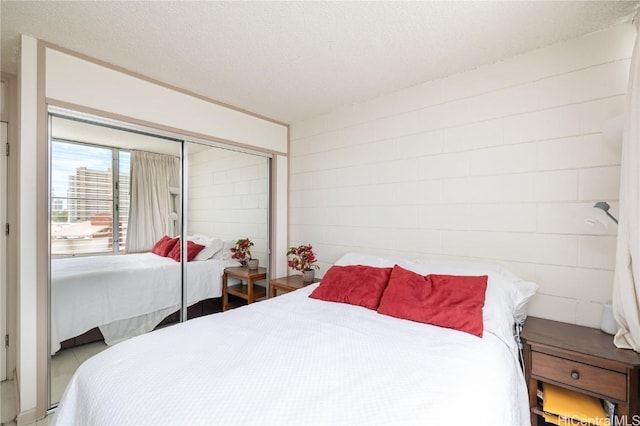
[{"xmin": 2, "ymin": 1, "xmax": 638, "ymax": 124}]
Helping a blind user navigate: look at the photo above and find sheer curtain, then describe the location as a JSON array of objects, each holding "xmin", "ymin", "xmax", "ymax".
[
  {"xmin": 613, "ymin": 14, "xmax": 640, "ymax": 352},
  {"xmin": 126, "ymin": 150, "xmax": 180, "ymax": 253}
]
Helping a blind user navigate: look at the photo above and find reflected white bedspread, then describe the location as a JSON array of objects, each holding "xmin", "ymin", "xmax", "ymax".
[
  {"xmin": 54, "ymin": 284, "xmax": 530, "ymax": 426},
  {"xmin": 51, "ymin": 253, "xmax": 238, "ymax": 354}
]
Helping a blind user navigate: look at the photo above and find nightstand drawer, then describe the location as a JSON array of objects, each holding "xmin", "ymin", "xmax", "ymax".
[{"xmin": 531, "ymin": 352, "xmax": 627, "ymax": 401}]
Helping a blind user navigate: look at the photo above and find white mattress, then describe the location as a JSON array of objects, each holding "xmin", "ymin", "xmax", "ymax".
[
  {"xmin": 51, "ymin": 253, "xmax": 238, "ymax": 354},
  {"xmin": 54, "ymin": 284, "xmax": 530, "ymax": 426}
]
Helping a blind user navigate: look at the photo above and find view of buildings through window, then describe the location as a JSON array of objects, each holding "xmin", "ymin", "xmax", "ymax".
[{"xmin": 51, "ymin": 140, "xmax": 130, "ymax": 256}]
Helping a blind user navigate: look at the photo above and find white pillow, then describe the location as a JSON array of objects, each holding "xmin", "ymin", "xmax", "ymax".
[
  {"xmin": 213, "ymin": 240, "xmax": 235, "ymax": 260},
  {"xmin": 188, "ymin": 235, "xmax": 223, "ymax": 261}
]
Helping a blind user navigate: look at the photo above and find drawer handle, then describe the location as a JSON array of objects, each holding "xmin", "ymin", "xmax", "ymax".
[{"xmin": 570, "ymin": 371, "xmax": 580, "ymax": 380}]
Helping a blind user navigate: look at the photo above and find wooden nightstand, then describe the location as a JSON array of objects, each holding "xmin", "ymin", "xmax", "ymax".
[
  {"xmin": 522, "ymin": 317, "xmax": 640, "ymax": 426},
  {"xmin": 269, "ymin": 275, "xmax": 320, "ymax": 298},
  {"xmin": 222, "ymin": 266, "xmax": 267, "ymax": 311}
]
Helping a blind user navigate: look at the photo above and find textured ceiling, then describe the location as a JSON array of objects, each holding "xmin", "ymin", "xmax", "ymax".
[{"xmin": 1, "ymin": 1, "xmax": 638, "ymax": 124}]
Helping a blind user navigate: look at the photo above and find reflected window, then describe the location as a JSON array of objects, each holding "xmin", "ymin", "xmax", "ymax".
[{"xmin": 51, "ymin": 141, "xmax": 130, "ymax": 256}]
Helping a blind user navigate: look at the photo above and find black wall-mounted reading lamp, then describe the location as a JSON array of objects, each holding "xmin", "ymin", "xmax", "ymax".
[{"xmin": 593, "ymin": 201, "xmax": 619, "ymax": 224}]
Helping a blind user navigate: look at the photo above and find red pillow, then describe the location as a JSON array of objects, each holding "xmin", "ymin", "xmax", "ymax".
[
  {"xmin": 168, "ymin": 240, "xmax": 205, "ymax": 262},
  {"xmin": 151, "ymin": 235, "xmax": 179, "ymax": 257},
  {"xmin": 308, "ymin": 265, "xmax": 393, "ymax": 310},
  {"xmin": 377, "ymin": 265, "xmax": 487, "ymax": 337}
]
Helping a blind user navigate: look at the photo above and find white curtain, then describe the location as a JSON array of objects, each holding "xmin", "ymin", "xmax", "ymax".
[
  {"xmin": 613, "ymin": 14, "xmax": 640, "ymax": 352},
  {"xmin": 126, "ymin": 151, "xmax": 180, "ymax": 253}
]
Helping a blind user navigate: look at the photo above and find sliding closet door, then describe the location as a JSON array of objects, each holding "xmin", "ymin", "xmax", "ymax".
[
  {"xmin": 48, "ymin": 113, "xmax": 272, "ymax": 408},
  {"xmin": 185, "ymin": 142, "xmax": 270, "ymax": 317},
  {"xmin": 48, "ymin": 114, "xmax": 183, "ymax": 406}
]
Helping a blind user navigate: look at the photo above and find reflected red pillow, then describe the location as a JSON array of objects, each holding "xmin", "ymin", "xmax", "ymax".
[
  {"xmin": 151, "ymin": 235, "xmax": 179, "ymax": 257},
  {"xmin": 377, "ymin": 265, "xmax": 487, "ymax": 337},
  {"xmin": 168, "ymin": 240, "xmax": 205, "ymax": 262},
  {"xmin": 309, "ymin": 265, "xmax": 393, "ymax": 310}
]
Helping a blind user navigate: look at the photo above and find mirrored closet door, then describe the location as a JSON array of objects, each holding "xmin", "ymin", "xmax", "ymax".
[
  {"xmin": 180, "ymin": 141, "xmax": 271, "ymax": 318},
  {"xmin": 185, "ymin": 141, "xmax": 270, "ymax": 279},
  {"xmin": 48, "ymin": 113, "xmax": 271, "ymax": 408},
  {"xmin": 48, "ymin": 114, "xmax": 184, "ymax": 406}
]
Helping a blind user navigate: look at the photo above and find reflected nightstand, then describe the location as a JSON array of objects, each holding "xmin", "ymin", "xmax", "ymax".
[{"xmin": 222, "ymin": 266, "xmax": 267, "ymax": 311}]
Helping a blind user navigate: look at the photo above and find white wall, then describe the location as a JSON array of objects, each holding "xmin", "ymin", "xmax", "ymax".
[
  {"xmin": 1, "ymin": 81, "xmax": 5, "ymax": 119},
  {"xmin": 289, "ymin": 24, "xmax": 636, "ymax": 328},
  {"xmin": 45, "ymin": 49, "xmax": 287, "ymax": 154},
  {"xmin": 187, "ymin": 146, "xmax": 269, "ymax": 264}
]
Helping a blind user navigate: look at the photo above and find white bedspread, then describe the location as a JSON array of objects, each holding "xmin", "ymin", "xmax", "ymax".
[
  {"xmin": 54, "ymin": 284, "xmax": 530, "ymax": 426},
  {"xmin": 51, "ymin": 253, "xmax": 238, "ymax": 354}
]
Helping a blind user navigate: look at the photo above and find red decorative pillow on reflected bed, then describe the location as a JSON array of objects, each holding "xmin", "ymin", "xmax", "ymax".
[
  {"xmin": 377, "ymin": 264, "xmax": 487, "ymax": 337},
  {"xmin": 151, "ymin": 235, "xmax": 179, "ymax": 257},
  {"xmin": 168, "ymin": 240, "xmax": 205, "ymax": 262},
  {"xmin": 309, "ymin": 265, "xmax": 393, "ymax": 310}
]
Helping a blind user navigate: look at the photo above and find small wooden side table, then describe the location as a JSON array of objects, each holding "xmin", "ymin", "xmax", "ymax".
[
  {"xmin": 269, "ymin": 274, "xmax": 320, "ymax": 298},
  {"xmin": 223, "ymin": 266, "xmax": 267, "ymax": 311}
]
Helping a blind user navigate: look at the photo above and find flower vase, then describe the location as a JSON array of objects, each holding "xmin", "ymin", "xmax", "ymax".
[
  {"xmin": 247, "ymin": 258, "xmax": 259, "ymax": 270},
  {"xmin": 302, "ymin": 269, "xmax": 315, "ymax": 283}
]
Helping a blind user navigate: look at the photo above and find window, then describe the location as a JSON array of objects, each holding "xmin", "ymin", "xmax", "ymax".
[{"xmin": 50, "ymin": 140, "xmax": 130, "ymax": 256}]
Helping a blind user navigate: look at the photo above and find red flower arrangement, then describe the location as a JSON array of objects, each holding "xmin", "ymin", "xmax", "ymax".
[
  {"xmin": 286, "ymin": 244, "xmax": 319, "ymax": 271},
  {"xmin": 230, "ymin": 237, "xmax": 253, "ymax": 260}
]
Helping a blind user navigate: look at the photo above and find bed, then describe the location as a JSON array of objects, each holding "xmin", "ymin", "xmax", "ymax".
[
  {"xmin": 53, "ymin": 252, "xmax": 537, "ymax": 425},
  {"xmin": 51, "ymin": 251, "xmax": 240, "ymax": 354}
]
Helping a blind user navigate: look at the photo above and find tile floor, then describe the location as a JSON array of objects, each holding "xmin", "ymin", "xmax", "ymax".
[
  {"xmin": 1, "ymin": 379, "xmax": 17, "ymax": 425},
  {"xmin": 50, "ymin": 341, "xmax": 107, "ymax": 404},
  {"xmin": 0, "ymin": 341, "xmax": 106, "ymax": 426},
  {"xmin": 1, "ymin": 378, "xmax": 52, "ymax": 426}
]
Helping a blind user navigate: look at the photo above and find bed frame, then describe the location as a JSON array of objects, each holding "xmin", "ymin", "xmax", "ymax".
[{"xmin": 59, "ymin": 297, "xmax": 223, "ymax": 350}]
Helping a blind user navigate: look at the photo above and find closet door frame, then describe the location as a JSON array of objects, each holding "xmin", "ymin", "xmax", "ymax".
[{"xmin": 0, "ymin": 121, "xmax": 7, "ymax": 381}]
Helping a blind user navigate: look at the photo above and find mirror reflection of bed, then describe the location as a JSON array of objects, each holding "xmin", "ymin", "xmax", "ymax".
[{"xmin": 49, "ymin": 114, "xmax": 269, "ymax": 405}]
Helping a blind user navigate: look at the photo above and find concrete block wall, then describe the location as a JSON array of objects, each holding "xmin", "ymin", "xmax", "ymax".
[{"xmin": 288, "ymin": 24, "xmax": 636, "ymax": 327}]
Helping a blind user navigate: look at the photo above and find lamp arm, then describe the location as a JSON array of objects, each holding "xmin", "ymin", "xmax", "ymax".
[{"xmin": 605, "ymin": 210, "xmax": 619, "ymax": 224}]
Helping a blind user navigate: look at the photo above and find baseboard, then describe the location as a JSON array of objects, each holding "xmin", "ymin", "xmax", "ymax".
[
  {"xmin": 10, "ymin": 369, "xmax": 19, "ymax": 424},
  {"xmin": 16, "ymin": 408, "xmax": 35, "ymax": 426}
]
